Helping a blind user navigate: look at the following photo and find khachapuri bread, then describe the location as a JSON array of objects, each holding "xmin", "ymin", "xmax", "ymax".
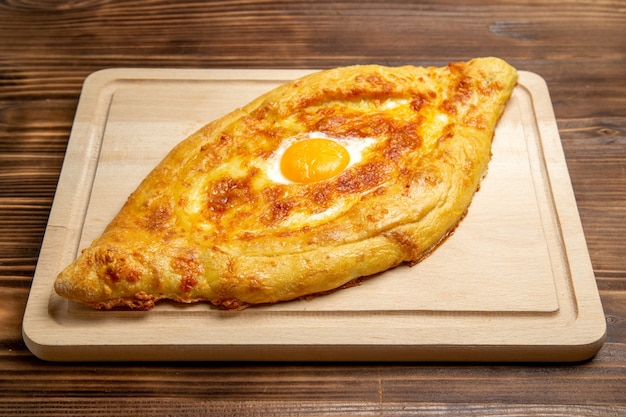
[{"xmin": 54, "ymin": 57, "xmax": 518, "ymax": 310}]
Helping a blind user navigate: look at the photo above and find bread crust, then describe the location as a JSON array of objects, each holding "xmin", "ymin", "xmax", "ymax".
[{"xmin": 54, "ymin": 58, "xmax": 518, "ymax": 310}]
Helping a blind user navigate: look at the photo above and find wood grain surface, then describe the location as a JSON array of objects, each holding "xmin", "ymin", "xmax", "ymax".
[{"xmin": 1, "ymin": 0, "xmax": 625, "ymax": 415}]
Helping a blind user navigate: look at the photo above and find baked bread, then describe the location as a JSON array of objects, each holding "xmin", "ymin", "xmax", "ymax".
[{"xmin": 54, "ymin": 57, "xmax": 518, "ymax": 310}]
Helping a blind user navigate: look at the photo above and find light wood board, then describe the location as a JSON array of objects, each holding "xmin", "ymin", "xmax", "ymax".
[{"xmin": 23, "ymin": 68, "xmax": 606, "ymax": 362}]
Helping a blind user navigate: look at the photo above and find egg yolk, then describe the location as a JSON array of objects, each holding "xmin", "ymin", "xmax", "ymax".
[{"xmin": 280, "ymin": 138, "xmax": 350, "ymax": 183}]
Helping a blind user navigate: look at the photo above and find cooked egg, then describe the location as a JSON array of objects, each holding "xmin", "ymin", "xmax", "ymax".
[
  {"xmin": 280, "ymin": 138, "xmax": 349, "ymax": 183},
  {"xmin": 266, "ymin": 132, "xmax": 377, "ymax": 184}
]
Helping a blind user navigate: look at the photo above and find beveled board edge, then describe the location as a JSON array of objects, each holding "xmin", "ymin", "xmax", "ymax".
[{"xmin": 22, "ymin": 68, "xmax": 606, "ymax": 362}]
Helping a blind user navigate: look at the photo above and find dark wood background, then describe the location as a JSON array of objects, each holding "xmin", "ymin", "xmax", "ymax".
[{"xmin": 1, "ymin": 0, "xmax": 625, "ymax": 415}]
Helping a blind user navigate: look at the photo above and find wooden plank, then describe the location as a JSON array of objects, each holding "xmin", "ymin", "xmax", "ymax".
[{"xmin": 22, "ymin": 68, "xmax": 605, "ymax": 362}]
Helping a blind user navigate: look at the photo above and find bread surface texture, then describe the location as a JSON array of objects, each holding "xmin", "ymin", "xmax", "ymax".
[{"xmin": 54, "ymin": 57, "xmax": 518, "ymax": 310}]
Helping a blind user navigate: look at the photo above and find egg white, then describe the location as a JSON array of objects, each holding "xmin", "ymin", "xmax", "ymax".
[{"xmin": 264, "ymin": 132, "xmax": 378, "ymax": 184}]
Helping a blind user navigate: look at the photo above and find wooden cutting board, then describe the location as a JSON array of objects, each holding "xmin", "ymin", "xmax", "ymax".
[{"xmin": 23, "ymin": 68, "xmax": 606, "ymax": 362}]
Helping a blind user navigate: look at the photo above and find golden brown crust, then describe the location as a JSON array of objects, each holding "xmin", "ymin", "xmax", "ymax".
[{"xmin": 54, "ymin": 57, "xmax": 518, "ymax": 310}]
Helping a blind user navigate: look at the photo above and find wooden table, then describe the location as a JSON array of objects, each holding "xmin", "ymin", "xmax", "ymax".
[{"xmin": 1, "ymin": 0, "xmax": 624, "ymax": 415}]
